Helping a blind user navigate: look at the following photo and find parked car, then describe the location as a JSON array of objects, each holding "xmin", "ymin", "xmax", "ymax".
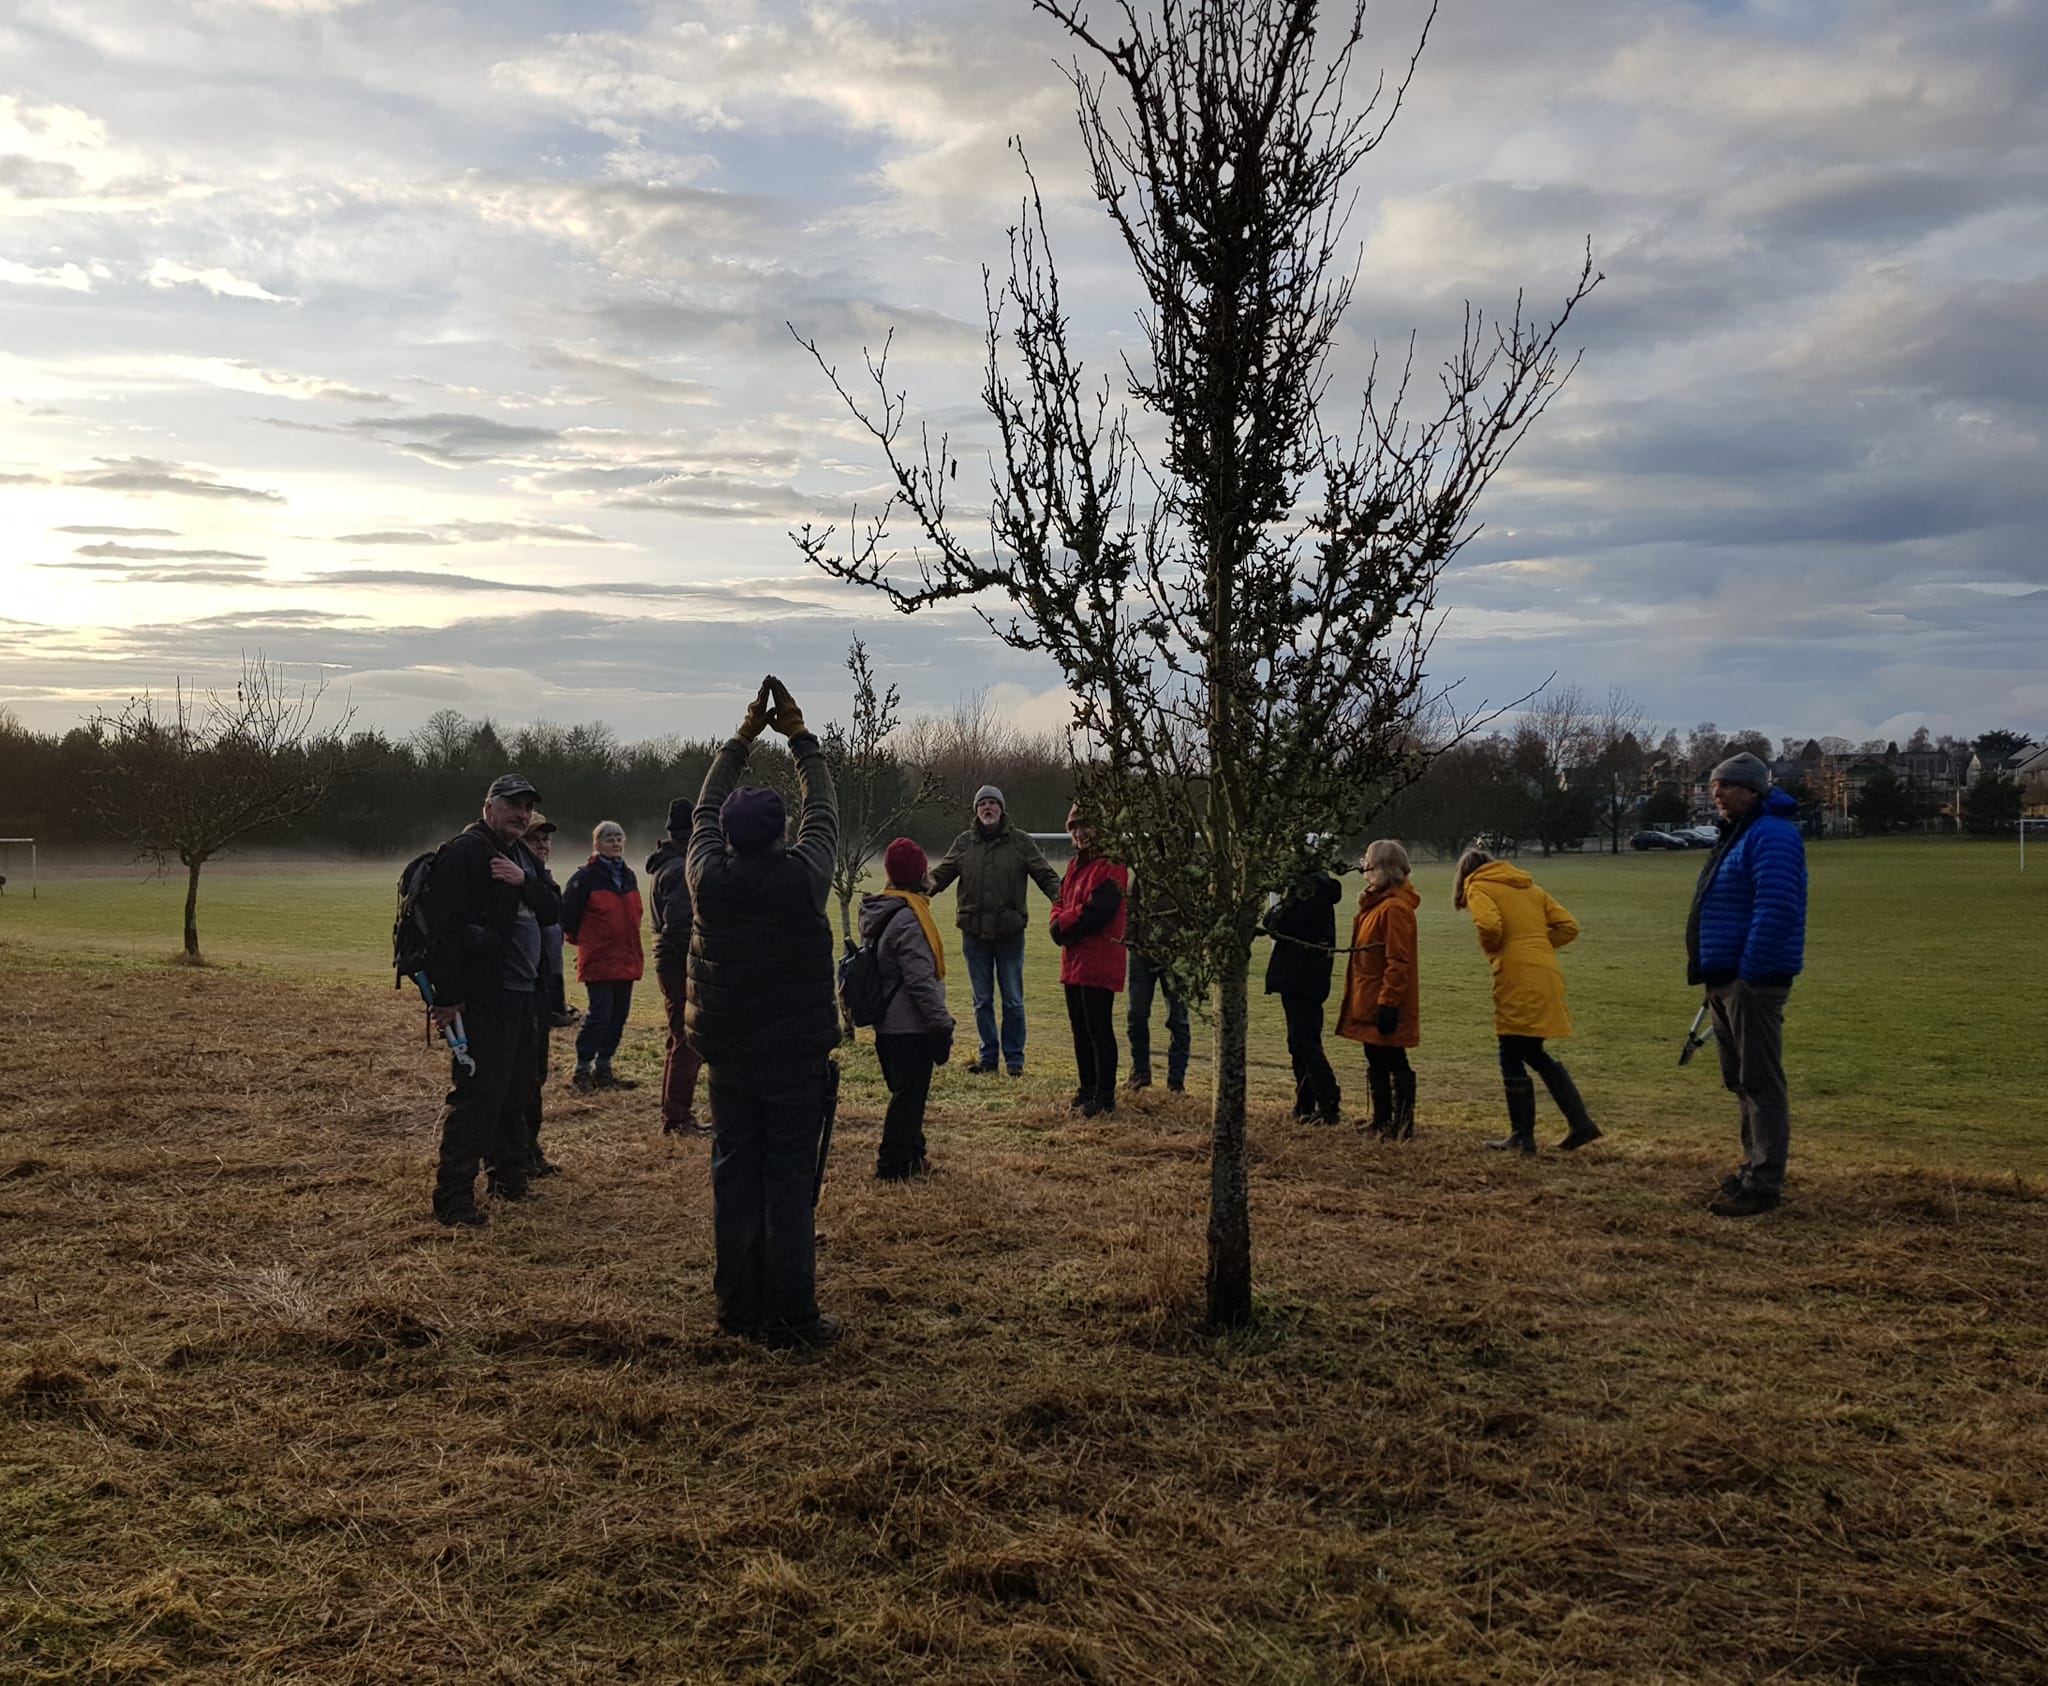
[
  {"xmin": 1630, "ymin": 830, "xmax": 1690, "ymax": 851},
  {"xmin": 1680, "ymin": 824, "xmax": 1720, "ymax": 847}
]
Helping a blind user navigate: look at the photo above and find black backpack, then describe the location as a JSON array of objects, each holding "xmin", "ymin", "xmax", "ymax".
[
  {"xmin": 837, "ymin": 899, "xmax": 913, "ymax": 1028},
  {"xmin": 392, "ymin": 850, "xmax": 437, "ymax": 990}
]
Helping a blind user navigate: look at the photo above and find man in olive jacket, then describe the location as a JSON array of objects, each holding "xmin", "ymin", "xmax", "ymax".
[
  {"xmin": 422, "ymin": 773, "xmax": 560, "ymax": 1227},
  {"xmin": 685, "ymin": 677, "xmax": 841, "ymax": 1348},
  {"xmin": 927, "ymin": 785, "xmax": 1062, "ymax": 1075}
]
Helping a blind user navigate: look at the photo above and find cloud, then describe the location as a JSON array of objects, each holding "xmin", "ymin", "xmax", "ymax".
[
  {"xmin": 72, "ymin": 541, "xmax": 264, "ymax": 561},
  {"xmin": 337, "ymin": 412, "xmax": 561, "ymax": 465},
  {"xmin": 54, "ymin": 524, "xmax": 179, "ymax": 536},
  {"xmin": 0, "ymin": 258, "xmax": 93, "ymax": 291},
  {"xmin": 330, "ymin": 519, "xmax": 621, "ymax": 546},
  {"xmin": 146, "ymin": 259, "xmax": 291, "ymax": 303},
  {"xmin": 62, "ymin": 457, "xmax": 284, "ymax": 503}
]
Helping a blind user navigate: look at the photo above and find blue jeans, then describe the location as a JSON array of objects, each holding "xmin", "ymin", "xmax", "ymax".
[
  {"xmin": 576, "ymin": 979, "xmax": 633, "ymax": 1067},
  {"xmin": 1127, "ymin": 949, "xmax": 1190, "ymax": 1086},
  {"xmin": 960, "ymin": 932, "xmax": 1027, "ymax": 1071}
]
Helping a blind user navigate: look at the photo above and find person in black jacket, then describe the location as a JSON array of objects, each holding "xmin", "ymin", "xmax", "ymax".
[
  {"xmin": 1262, "ymin": 867, "xmax": 1343, "ymax": 1124},
  {"xmin": 519, "ymin": 812, "xmax": 567, "ymax": 1179},
  {"xmin": 421, "ymin": 773, "xmax": 561, "ymax": 1226},
  {"xmin": 686, "ymin": 677, "xmax": 841, "ymax": 1349},
  {"xmin": 645, "ymin": 800, "xmax": 703, "ymax": 1136}
]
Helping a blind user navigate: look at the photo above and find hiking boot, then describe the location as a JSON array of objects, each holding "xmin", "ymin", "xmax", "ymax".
[
  {"xmin": 571, "ymin": 1067, "xmax": 597, "ymax": 1092},
  {"xmin": 1718, "ymin": 1171, "xmax": 1747, "ymax": 1199},
  {"xmin": 1166, "ymin": 1078, "xmax": 1186, "ymax": 1094},
  {"xmin": 662, "ymin": 1119, "xmax": 712, "ymax": 1138},
  {"xmin": 1124, "ymin": 1070, "xmax": 1153, "ymax": 1092},
  {"xmin": 966, "ymin": 1060, "xmax": 998, "ymax": 1075},
  {"xmin": 1094, "ymin": 1087, "xmax": 1116, "ymax": 1116},
  {"xmin": 527, "ymin": 1156, "xmax": 562, "ymax": 1179},
  {"xmin": 1487, "ymin": 1077, "xmax": 1538, "ymax": 1154},
  {"xmin": 435, "ymin": 1204, "xmax": 488, "ymax": 1229},
  {"xmin": 486, "ymin": 1177, "xmax": 531, "ymax": 1203},
  {"xmin": 548, "ymin": 1008, "xmax": 582, "ymax": 1029},
  {"xmin": 1709, "ymin": 1184, "xmax": 1781, "ymax": 1218},
  {"xmin": 594, "ymin": 1067, "xmax": 639, "ymax": 1091},
  {"xmin": 1006, "ymin": 1066, "xmax": 1024, "ymax": 1078}
]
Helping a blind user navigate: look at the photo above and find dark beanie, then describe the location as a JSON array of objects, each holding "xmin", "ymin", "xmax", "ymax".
[
  {"xmin": 884, "ymin": 836, "xmax": 928, "ymax": 887},
  {"xmin": 666, "ymin": 797, "xmax": 691, "ymax": 835},
  {"xmin": 719, "ymin": 785, "xmax": 785, "ymax": 853},
  {"xmin": 1710, "ymin": 752, "xmax": 1771, "ymax": 794}
]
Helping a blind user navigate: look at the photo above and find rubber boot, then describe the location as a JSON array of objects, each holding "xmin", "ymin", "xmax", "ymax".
[
  {"xmin": 1488, "ymin": 1076, "xmax": 1538, "ymax": 1154},
  {"xmin": 1392, "ymin": 1067, "xmax": 1416, "ymax": 1141},
  {"xmin": 1314, "ymin": 1081, "xmax": 1342, "ymax": 1128},
  {"xmin": 1362, "ymin": 1061, "xmax": 1393, "ymax": 1137},
  {"xmin": 1542, "ymin": 1061, "xmax": 1602, "ymax": 1150}
]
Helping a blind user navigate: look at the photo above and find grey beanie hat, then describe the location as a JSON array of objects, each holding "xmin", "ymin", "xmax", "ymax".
[
  {"xmin": 973, "ymin": 784, "xmax": 1005, "ymax": 809},
  {"xmin": 1709, "ymin": 751, "xmax": 1771, "ymax": 794}
]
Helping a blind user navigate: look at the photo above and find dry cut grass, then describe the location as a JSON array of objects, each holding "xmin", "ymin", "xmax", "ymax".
[{"xmin": 2, "ymin": 962, "xmax": 2046, "ymax": 1684}]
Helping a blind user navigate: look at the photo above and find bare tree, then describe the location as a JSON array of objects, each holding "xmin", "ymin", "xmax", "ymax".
[
  {"xmin": 1522, "ymin": 684, "xmax": 1595, "ymax": 784},
  {"xmin": 822, "ymin": 636, "xmax": 944, "ymax": 955},
  {"xmin": 793, "ymin": 0, "xmax": 1595, "ymax": 1325},
  {"xmin": 88, "ymin": 656, "xmax": 353, "ymax": 960},
  {"xmin": 1587, "ymin": 687, "xmax": 1651, "ymax": 854}
]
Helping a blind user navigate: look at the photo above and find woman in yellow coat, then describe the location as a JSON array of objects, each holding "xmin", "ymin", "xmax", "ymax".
[
  {"xmin": 1453, "ymin": 848, "xmax": 1603, "ymax": 1155},
  {"xmin": 1335, "ymin": 840, "xmax": 1421, "ymax": 1140}
]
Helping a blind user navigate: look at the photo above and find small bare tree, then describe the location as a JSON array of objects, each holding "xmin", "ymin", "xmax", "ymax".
[
  {"xmin": 794, "ymin": 0, "xmax": 1596, "ymax": 1325},
  {"xmin": 89, "ymin": 656, "xmax": 352, "ymax": 960},
  {"xmin": 1588, "ymin": 686, "xmax": 1652, "ymax": 854},
  {"xmin": 822, "ymin": 636, "xmax": 943, "ymax": 955}
]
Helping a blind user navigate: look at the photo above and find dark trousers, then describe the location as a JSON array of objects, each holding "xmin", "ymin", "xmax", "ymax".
[
  {"xmin": 657, "ymin": 969, "xmax": 703, "ymax": 1127},
  {"xmin": 435, "ymin": 989, "xmax": 542, "ymax": 1216},
  {"xmin": 576, "ymin": 979, "xmax": 633, "ymax": 1067},
  {"xmin": 1707, "ymin": 980, "xmax": 1791, "ymax": 1194},
  {"xmin": 1064, "ymin": 983, "xmax": 1118, "ymax": 1101},
  {"xmin": 874, "ymin": 1032, "xmax": 935, "ymax": 1177},
  {"xmin": 1497, "ymin": 1035, "xmax": 1562, "ymax": 1084},
  {"xmin": 707, "ymin": 1057, "xmax": 830, "ymax": 1338},
  {"xmin": 523, "ymin": 1007, "xmax": 552, "ymax": 1167},
  {"xmin": 1127, "ymin": 950, "xmax": 1190, "ymax": 1087},
  {"xmin": 1280, "ymin": 993, "xmax": 1340, "ymax": 1115}
]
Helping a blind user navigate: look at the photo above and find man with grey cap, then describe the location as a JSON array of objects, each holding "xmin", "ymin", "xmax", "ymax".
[
  {"xmin": 1686, "ymin": 750, "xmax": 1807, "ymax": 1217},
  {"xmin": 421, "ymin": 773, "xmax": 561, "ymax": 1226},
  {"xmin": 686, "ymin": 677, "xmax": 842, "ymax": 1348},
  {"xmin": 928, "ymin": 784, "xmax": 1063, "ymax": 1075}
]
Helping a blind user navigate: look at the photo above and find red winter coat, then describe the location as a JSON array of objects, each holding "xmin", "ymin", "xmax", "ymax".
[
  {"xmin": 1049, "ymin": 851, "xmax": 1129, "ymax": 991},
  {"xmin": 562, "ymin": 857, "xmax": 645, "ymax": 984}
]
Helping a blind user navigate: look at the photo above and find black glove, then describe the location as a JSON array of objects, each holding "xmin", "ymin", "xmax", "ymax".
[
  {"xmin": 1048, "ymin": 920, "xmax": 1066, "ymax": 946},
  {"xmin": 1375, "ymin": 1002, "xmax": 1400, "ymax": 1037},
  {"xmin": 930, "ymin": 1028, "xmax": 953, "ymax": 1066}
]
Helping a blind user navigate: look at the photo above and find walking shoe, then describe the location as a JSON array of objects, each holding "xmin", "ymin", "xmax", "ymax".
[
  {"xmin": 485, "ymin": 1177, "xmax": 531, "ymax": 1203},
  {"xmin": 571, "ymin": 1067, "xmax": 597, "ymax": 1092},
  {"xmin": 594, "ymin": 1067, "xmax": 640, "ymax": 1091},
  {"xmin": 527, "ymin": 1156, "xmax": 562, "ymax": 1179},
  {"xmin": 435, "ymin": 1205, "xmax": 488, "ymax": 1229},
  {"xmin": 1718, "ymin": 1172, "xmax": 1747, "ymax": 1200},
  {"xmin": 548, "ymin": 1008, "xmax": 582, "ymax": 1029},
  {"xmin": 1124, "ymin": 1071, "xmax": 1153, "ymax": 1091},
  {"xmin": 757, "ymin": 1313, "xmax": 844, "ymax": 1351},
  {"xmin": 1166, "ymin": 1079, "xmax": 1186, "ymax": 1094},
  {"xmin": 965, "ymin": 1060, "xmax": 998, "ymax": 1075},
  {"xmin": 662, "ymin": 1119, "xmax": 712, "ymax": 1138},
  {"xmin": 1709, "ymin": 1185, "xmax": 1781, "ymax": 1218},
  {"xmin": 1006, "ymin": 1066, "xmax": 1024, "ymax": 1078}
]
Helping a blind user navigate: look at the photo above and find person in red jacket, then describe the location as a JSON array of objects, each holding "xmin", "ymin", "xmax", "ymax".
[
  {"xmin": 562, "ymin": 820, "xmax": 646, "ymax": 1091},
  {"xmin": 1049, "ymin": 803, "xmax": 1129, "ymax": 1117}
]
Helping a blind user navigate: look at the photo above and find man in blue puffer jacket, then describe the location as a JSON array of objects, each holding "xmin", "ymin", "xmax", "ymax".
[{"xmin": 1685, "ymin": 752, "xmax": 1807, "ymax": 1216}]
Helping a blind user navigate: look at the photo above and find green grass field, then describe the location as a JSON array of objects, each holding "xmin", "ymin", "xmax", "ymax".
[{"xmin": 3, "ymin": 839, "xmax": 2041, "ymax": 1174}]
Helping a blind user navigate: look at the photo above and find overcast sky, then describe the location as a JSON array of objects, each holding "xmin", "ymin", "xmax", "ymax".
[{"xmin": 3, "ymin": 0, "xmax": 2044, "ymax": 752}]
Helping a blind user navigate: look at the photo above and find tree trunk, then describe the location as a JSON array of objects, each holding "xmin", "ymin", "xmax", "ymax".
[
  {"xmin": 182, "ymin": 858, "xmax": 203, "ymax": 959},
  {"xmin": 1205, "ymin": 953, "xmax": 1254, "ymax": 1328}
]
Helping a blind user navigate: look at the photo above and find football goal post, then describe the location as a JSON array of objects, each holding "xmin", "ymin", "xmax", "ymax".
[{"xmin": 0, "ymin": 838, "xmax": 35, "ymax": 898}]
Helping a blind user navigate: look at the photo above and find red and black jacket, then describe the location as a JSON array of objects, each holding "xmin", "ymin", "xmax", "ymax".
[{"xmin": 561, "ymin": 857, "xmax": 645, "ymax": 984}]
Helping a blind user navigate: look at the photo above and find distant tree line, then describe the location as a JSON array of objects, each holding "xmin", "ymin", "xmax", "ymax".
[{"xmin": 0, "ymin": 688, "xmax": 1076, "ymax": 859}]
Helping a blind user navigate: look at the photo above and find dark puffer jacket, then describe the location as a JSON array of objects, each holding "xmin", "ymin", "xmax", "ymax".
[
  {"xmin": 1687, "ymin": 786, "xmax": 1807, "ymax": 986},
  {"xmin": 644, "ymin": 839, "xmax": 693, "ymax": 980},
  {"xmin": 928, "ymin": 817, "xmax": 1063, "ymax": 942},
  {"xmin": 1262, "ymin": 870, "xmax": 1342, "ymax": 1002},
  {"xmin": 422, "ymin": 822, "xmax": 560, "ymax": 1009},
  {"xmin": 684, "ymin": 733, "xmax": 839, "ymax": 1065}
]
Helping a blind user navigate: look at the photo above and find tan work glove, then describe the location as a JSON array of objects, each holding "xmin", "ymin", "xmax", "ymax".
[
  {"xmin": 737, "ymin": 679, "xmax": 773, "ymax": 743},
  {"xmin": 765, "ymin": 675, "xmax": 806, "ymax": 739}
]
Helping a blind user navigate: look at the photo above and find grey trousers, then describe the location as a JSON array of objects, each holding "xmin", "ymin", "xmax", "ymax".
[{"xmin": 1706, "ymin": 979, "xmax": 1791, "ymax": 1194}]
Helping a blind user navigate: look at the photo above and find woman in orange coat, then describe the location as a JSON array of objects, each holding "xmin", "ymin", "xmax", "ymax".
[
  {"xmin": 1335, "ymin": 839, "xmax": 1421, "ymax": 1140},
  {"xmin": 1453, "ymin": 848, "xmax": 1602, "ymax": 1155}
]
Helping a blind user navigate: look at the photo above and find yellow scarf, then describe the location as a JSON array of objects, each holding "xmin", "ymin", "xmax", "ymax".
[{"xmin": 879, "ymin": 887, "xmax": 945, "ymax": 980}]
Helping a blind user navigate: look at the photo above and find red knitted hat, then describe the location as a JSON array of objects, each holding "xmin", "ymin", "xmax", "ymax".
[{"xmin": 884, "ymin": 836, "xmax": 928, "ymax": 887}]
